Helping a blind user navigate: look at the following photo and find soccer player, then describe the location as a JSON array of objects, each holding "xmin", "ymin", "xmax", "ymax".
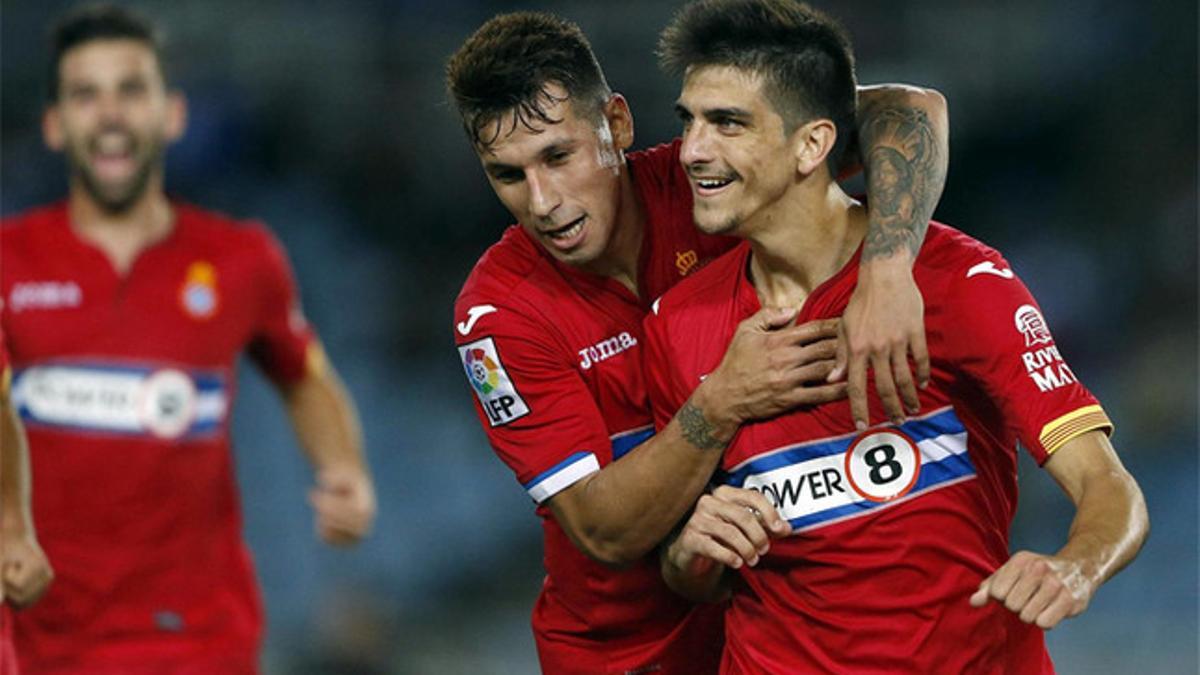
[
  {"xmin": 1, "ymin": 328, "xmax": 54, "ymax": 674},
  {"xmin": 647, "ymin": 1, "xmax": 1149, "ymax": 672},
  {"xmin": 0, "ymin": 5, "xmax": 376, "ymax": 673},
  {"xmin": 447, "ymin": 11, "xmax": 948, "ymax": 673}
]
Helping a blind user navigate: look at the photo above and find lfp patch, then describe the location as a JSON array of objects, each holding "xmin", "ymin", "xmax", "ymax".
[{"xmin": 458, "ymin": 337, "xmax": 529, "ymax": 427}]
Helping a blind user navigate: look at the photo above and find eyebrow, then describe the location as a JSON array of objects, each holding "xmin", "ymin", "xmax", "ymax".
[
  {"xmin": 674, "ymin": 102, "xmax": 753, "ymax": 120},
  {"xmin": 483, "ymin": 139, "xmax": 579, "ymax": 173}
]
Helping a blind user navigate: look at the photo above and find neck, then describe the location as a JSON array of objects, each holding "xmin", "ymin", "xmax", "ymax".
[
  {"xmin": 68, "ymin": 175, "xmax": 174, "ymax": 275},
  {"xmin": 745, "ymin": 180, "xmax": 866, "ymax": 309},
  {"xmin": 579, "ymin": 165, "xmax": 644, "ymax": 295}
]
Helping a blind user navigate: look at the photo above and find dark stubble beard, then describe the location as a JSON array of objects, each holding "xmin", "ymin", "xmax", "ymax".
[{"xmin": 68, "ymin": 132, "xmax": 164, "ymax": 214}]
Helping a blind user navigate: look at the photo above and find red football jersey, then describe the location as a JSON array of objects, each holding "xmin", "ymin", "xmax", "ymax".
[
  {"xmin": 1, "ymin": 202, "xmax": 316, "ymax": 673},
  {"xmin": 644, "ymin": 223, "xmax": 1113, "ymax": 674},
  {"xmin": 453, "ymin": 140, "xmax": 735, "ymax": 674}
]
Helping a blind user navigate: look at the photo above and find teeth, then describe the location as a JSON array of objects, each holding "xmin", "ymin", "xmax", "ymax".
[
  {"xmin": 95, "ymin": 134, "xmax": 132, "ymax": 156},
  {"xmin": 548, "ymin": 219, "xmax": 584, "ymax": 240},
  {"xmin": 698, "ymin": 178, "xmax": 733, "ymax": 189}
]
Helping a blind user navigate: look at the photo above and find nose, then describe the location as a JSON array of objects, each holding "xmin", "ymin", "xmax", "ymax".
[
  {"xmin": 96, "ymin": 91, "xmax": 126, "ymax": 126},
  {"xmin": 679, "ymin": 121, "xmax": 714, "ymax": 172},
  {"xmin": 526, "ymin": 169, "xmax": 560, "ymax": 221}
]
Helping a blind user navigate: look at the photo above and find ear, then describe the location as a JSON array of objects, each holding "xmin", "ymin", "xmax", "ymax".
[
  {"xmin": 793, "ymin": 118, "xmax": 837, "ymax": 177},
  {"xmin": 164, "ymin": 90, "xmax": 188, "ymax": 143},
  {"xmin": 603, "ymin": 93, "xmax": 634, "ymax": 152},
  {"xmin": 42, "ymin": 105, "xmax": 65, "ymax": 152}
]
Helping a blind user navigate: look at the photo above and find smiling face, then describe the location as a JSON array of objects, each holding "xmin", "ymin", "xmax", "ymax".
[
  {"xmin": 43, "ymin": 38, "xmax": 184, "ymax": 213},
  {"xmin": 475, "ymin": 84, "xmax": 633, "ymax": 269},
  {"xmin": 675, "ymin": 65, "xmax": 801, "ymax": 237}
]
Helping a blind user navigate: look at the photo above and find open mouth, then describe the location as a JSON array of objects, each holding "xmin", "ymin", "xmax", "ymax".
[
  {"xmin": 692, "ymin": 174, "xmax": 737, "ymax": 196},
  {"xmin": 90, "ymin": 133, "xmax": 137, "ymax": 179},
  {"xmin": 544, "ymin": 214, "xmax": 586, "ymax": 242}
]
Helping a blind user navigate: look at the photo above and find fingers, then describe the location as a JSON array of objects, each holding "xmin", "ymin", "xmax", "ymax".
[
  {"xmin": 783, "ymin": 318, "xmax": 840, "ymax": 344},
  {"xmin": 968, "ymin": 552, "xmax": 1088, "ymax": 630},
  {"xmin": 1035, "ymin": 594, "xmax": 1077, "ymax": 630},
  {"xmin": 890, "ymin": 346, "xmax": 921, "ymax": 417},
  {"xmin": 748, "ymin": 306, "xmax": 799, "ymax": 331},
  {"xmin": 3, "ymin": 548, "xmax": 54, "ymax": 608},
  {"xmin": 870, "ymin": 349, "xmax": 904, "ymax": 426},
  {"xmin": 847, "ymin": 348, "xmax": 869, "ymax": 430},
  {"xmin": 309, "ymin": 471, "xmax": 376, "ymax": 547},
  {"xmin": 682, "ymin": 488, "xmax": 791, "ymax": 569},
  {"xmin": 910, "ymin": 328, "xmax": 931, "ymax": 389},
  {"xmin": 969, "ymin": 579, "xmax": 991, "ymax": 608},
  {"xmin": 829, "ymin": 321, "xmax": 849, "ymax": 383},
  {"xmin": 683, "ymin": 500, "xmax": 766, "ymax": 569},
  {"xmin": 712, "ymin": 486, "xmax": 791, "ymax": 538}
]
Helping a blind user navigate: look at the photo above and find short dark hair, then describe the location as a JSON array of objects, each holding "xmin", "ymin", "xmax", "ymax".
[
  {"xmin": 445, "ymin": 12, "xmax": 613, "ymax": 151},
  {"xmin": 47, "ymin": 3, "xmax": 166, "ymax": 102},
  {"xmin": 658, "ymin": 0, "xmax": 857, "ymax": 170}
]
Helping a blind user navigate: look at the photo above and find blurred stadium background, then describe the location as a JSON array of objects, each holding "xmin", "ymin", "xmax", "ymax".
[{"xmin": 2, "ymin": 1, "xmax": 1196, "ymax": 673}]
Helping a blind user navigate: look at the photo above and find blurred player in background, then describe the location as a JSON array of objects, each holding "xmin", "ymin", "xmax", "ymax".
[
  {"xmin": 447, "ymin": 11, "xmax": 948, "ymax": 673},
  {"xmin": 1, "ymin": 328, "xmax": 54, "ymax": 675},
  {"xmin": 0, "ymin": 4, "xmax": 376, "ymax": 673},
  {"xmin": 648, "ymin": 1, "xmax": 1149, "ymax": 671}
]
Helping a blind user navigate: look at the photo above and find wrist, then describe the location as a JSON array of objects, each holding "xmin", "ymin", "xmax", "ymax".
[
  {"xmin": 686, "ymin": 380, "xmax": 740, "ymax": 445},
  {"xmin": 2, "ymin": 509, "xmax": 32, "ymax": 538},
  {"xmin": 859, "ymin": 250, "xmax": 916, "ymax": 277}
]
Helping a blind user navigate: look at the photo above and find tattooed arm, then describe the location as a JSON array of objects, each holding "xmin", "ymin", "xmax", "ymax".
[
  {"xmin": 833, "ymin": 84, "xmax": 949, "ymax": 429},
  {"xmin": 547, "ymin": 312, "xmax": 845, "ymax": 568}
]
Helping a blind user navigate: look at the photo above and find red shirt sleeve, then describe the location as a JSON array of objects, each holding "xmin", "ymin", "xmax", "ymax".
[
  {"xmin": 454, "ymin": 302, "xmax": 610, "ymax": 505},
  {"xmin": 941, "ymin": 253, "xmax": 1112, "ymax": 464},
  {"xmin": 247, "ymin": 226, "xmax": 317, "ymax": 384}
]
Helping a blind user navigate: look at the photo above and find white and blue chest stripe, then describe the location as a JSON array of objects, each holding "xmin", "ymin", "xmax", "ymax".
[
  {"xmin": 12, "ymin": 362, "xmax": 229, "ymax": 441},
  {"xmin": 723, "ymin": 407, "xmax": 976, "ymax": 532},
  {"xmin": 523, "ymin": 424, "xmax": 655, "ymax": 504}
]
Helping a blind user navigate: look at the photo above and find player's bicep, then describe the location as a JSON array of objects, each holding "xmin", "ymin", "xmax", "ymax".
[
  {"xmin": 946, "ymin": 253, "xmax": 1112, "ymax": 464},
  {"xmin": 455, "ymin": 311, "xmax": 609, "ymax": 505},
  {"xmin": 249, "ymin": 225, "xmax": 317, "ymax": 383}
]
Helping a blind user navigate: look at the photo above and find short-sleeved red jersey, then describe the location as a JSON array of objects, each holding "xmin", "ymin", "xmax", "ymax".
[
  {"xmin": 453, "ymin": 140, "xmax": 735, "ymax": 674},
  {"xmin": 644, "ymin": 223, "xmax": 1112, "ymax": 674},
  {"xmin": 1, "ymin": 202, "xmax": 316, "ymax": 673}
]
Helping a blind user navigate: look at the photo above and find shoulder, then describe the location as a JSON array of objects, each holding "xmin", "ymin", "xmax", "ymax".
[
  {"xmin": 1, "ymin": 202, "xmax": 66, "ymax": 248},
  {"xmin": 175, "ymin": 202, "xmax": 277, "ymax": 250},
  {"xmin": 917, "ymin": 221, "xmax": 1012, "ymax": 281},
  {"xmin": 454, "ymin": 226, "xmax": 560, "ymax": 341},
  {"xmin": 627, "ymin": 138, "xmax": 682, "ymax": 179}
]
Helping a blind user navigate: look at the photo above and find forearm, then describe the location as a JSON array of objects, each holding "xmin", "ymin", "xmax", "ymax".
[
  {"xmin": 855, "ymin": 84, "xmax": 949, "ymax": 262},
  {"xmin": 1, "ymin": 402, "xmax": 33, "ymax": 536},
  {"xmin": 553, "ymin": 382, "xmax": 736, "ymax": 566},
  {"xmin": 1056, "ymin": 469, "xmax": 1149, "ymax": 588},
  {"xmin": 282, "ymin": 366, "xmax": 368, "ymax": 473}
]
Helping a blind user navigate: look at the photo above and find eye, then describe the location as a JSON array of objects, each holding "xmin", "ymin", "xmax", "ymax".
[
  {"xmin": 676, "ymin": 109, "xmax": 694, "ymax": 131},
  {"xmin": 493, "ymin": 170, "xmax": 524, "ymax": 185},
  {"xmin": 120, "ymin": 79, "xmax": 148, "ymax": 98},
  {"xmin": 66, "ymin": 85, "xmax": 97, "ymax": 103},
  {"xmin": 715, "ymin": 116, "xmax": 744, "ymax": 133},
  {"xmin": 546, "ymin": 150, "xmax": 571, "ymax": 166}
]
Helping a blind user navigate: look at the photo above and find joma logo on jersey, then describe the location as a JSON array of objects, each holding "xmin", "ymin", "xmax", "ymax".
[
  {"xmin": 578, "ymin": 332, "xmax": 637, "ymax": 370},
  {"xmin": 459, "ymin": 337, "xmax": 530, "ymax": 427},
  {"xmin": 8, "ymin": 281, "xmax": 82, "ymax": 312}
]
